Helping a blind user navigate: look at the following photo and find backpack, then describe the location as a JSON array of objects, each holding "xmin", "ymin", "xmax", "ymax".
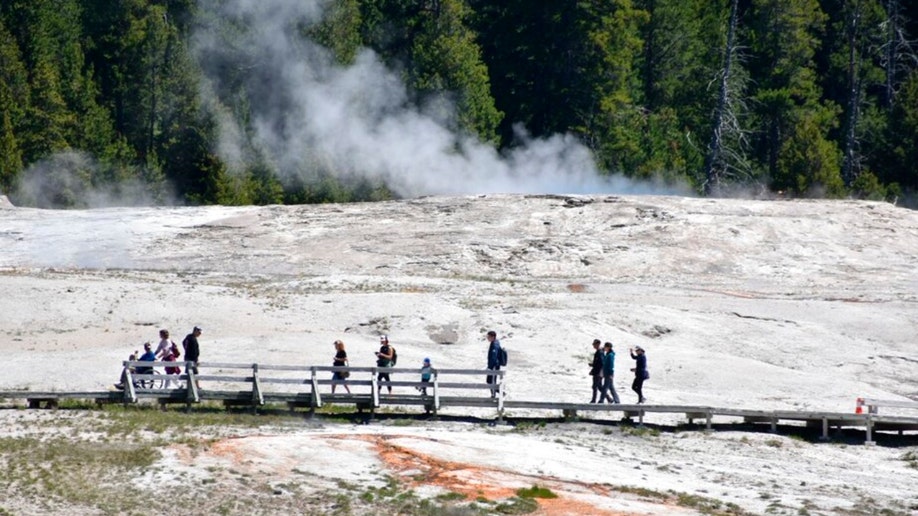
[
  {"xmin": 499, "ymin": 346, "xmax": 508, "ymax": 367},
  {"xmin": 390, "ymin": 346, "xmax": 398, "ymax": 366}
]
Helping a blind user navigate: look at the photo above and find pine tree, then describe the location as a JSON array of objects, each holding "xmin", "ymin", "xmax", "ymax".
[
  {"xmin": 408, "ymin": 0, "xmax": 502, "ymax": 143},
  {"xmin": 0, "ymin": 90, "xmax": 23, "ymax": 193},
  {"xmin": 747, "ymin": 0, "xmax": 842, "ymax": 194},
  {"xmin": 0, "ymin": 17, "xmax": 28, "ymax": 191}
]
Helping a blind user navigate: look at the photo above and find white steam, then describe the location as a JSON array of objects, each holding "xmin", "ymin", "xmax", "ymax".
[
  {"xmin": 194, "ymin": 0, "xmax": 687, "ymax": 197},
  {"xmin": 15, "ymin": 151, "xmax": 169, "ymax": 209}
]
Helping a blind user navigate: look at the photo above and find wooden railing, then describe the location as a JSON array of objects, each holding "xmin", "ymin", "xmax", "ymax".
[
  {"xmin": 120, "ymin": 361, "xmax": 506, "ymax": 414},
  {"xmin": 857, "ymin": 397, "xmax": 918, "ymax": 416}
]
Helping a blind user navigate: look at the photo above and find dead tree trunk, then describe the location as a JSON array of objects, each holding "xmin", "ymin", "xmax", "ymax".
[
  {"xmin": 702, "ymin": 0, "xmax": 739, "ymax": 195},
  {"xmin": 841, "ymin": 3, "xmax": 862, "ymax": 187}
]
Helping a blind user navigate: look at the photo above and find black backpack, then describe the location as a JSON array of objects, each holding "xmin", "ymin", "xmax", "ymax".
[
  {"xmin": 499, "ymin": 346, "xmax": 508, "ymax": 367},
  {"xmin": 391, "ymin": 346, "xmax": 398, "ymax": 366}
]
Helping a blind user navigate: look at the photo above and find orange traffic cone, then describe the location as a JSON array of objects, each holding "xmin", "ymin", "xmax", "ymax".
[{"xmin": 855, "ymin": 397, "xmax": 864, "ymax": 414}]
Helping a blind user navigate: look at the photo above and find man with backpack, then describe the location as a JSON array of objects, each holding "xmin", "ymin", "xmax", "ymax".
[
  {"xmin": 182, "ymin": 326, "xmax": 202, "ymax": 389},
  {"xmin": 375, "ymin": 335, "xmax": 395, "ymax": 395},
  {"xmin": 486, "ymin": 330, "xmax": 505, "ymax": 398}
]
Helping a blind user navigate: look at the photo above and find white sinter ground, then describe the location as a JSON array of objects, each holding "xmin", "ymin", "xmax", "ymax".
[{"xmin": 1, "ymin": 194, "xmax": 916, "ymax": 514}]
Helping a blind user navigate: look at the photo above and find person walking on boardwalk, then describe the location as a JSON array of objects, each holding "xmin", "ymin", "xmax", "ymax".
[
  {"xmin": 162, "ymin": 341, "xmax": 182, "ymax": 389},
  {"xmin": 332, "ymin": 340, "xmax": 351, "ymax": 394},
  {"xmin": 153, "ymin": 329, "xmax": 174, "ymax": 360},
  {"xmin": 182, "ymin": 326, "xmax": 202, "ymax": 389},
  {"xmin": 375, "ymin": 335, "xmax": 394, "ymax": 395},
  {"xmin": 599, "ymin": 342, "xmax": 621, "ymax": 404},
  {"xmin": 486, "ymin": 330, "xmax": 503, "ymax": 398},
  {"xmin": 589, "ymin": 339, "xmax": 603, "ymax": 403},
  {"xmin": 630, "ymin": 345, "xmax": 647, "ymax": 404}
]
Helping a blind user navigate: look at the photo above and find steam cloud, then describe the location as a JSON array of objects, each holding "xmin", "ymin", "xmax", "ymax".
[
  {"xmin": 194, "ymin": 0, "xmax": 687, "ymax": 197},
  {"xmin": 15, "ymin": 151, "xmax": 169, "ymax": 209}
]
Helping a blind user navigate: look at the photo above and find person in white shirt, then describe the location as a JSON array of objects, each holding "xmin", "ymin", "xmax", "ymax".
[{"xmin": 154, "ymin": 329, "xmax": 174, "ymax": 359}]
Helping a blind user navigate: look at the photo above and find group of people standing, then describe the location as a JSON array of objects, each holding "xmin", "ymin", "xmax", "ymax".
[
  {"xmin": 117, "ymin": 328, "xmax": 654, "ymax": 406},
  {"xmin": 330, "ymin": 332, "xmax": 498, "ymax": 397},
  {"xmin": 329, "ymin": 331, "xmax": 649, "ymax": 404},
  {"xmin": 331, "ymin": 334, "xmax": 430, "ymax": 395},
  {"xmin": 115, "ymin": 326, "xmax": 202, "ymax": 390},
  {"xmin": 589, "ymin": 340, "xmax": 647, "ymax": 404}
]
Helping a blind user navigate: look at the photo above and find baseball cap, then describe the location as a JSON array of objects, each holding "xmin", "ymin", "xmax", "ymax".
[
  {"xmin": 193, "ymin": 326, "xmax": 202, "ymax": 332},
  {"xmin": 380, "ymin": 334, "xmax": 388, "ymax": 341},
  {"xmin": 423, "ymin": 357, "xmax": 431, "ymax": 363}
]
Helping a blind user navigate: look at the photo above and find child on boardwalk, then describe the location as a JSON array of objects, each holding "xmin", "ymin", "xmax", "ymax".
[{"xmin": 417, "ymin": 358, "xmax": 433, "ymax": 396}]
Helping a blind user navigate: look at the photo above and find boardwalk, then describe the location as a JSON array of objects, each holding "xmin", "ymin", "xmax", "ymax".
[{"xmin": 2, "ymin": 361, "xmax": 917, "ymax": 445}]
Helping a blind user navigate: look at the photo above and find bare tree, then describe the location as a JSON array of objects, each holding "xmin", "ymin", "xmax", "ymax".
[
  {"xmin": 703, "ymin": 0, "xmax": 750, "ymax": 195},
  {"xmin": 881, "ymin": 0, "xmax": 918, "ymax": 110}
]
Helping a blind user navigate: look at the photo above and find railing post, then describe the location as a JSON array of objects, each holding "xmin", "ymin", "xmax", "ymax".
[
  {"xmin": 496, "ymin": 371, "xmax": 504, "ymax": 421},
  {"xmin": 433, "ymin": 369, "xmax": 440, "ymax": 413},
  {"xmin": 123, "ymin": 362, "xmax": 136, "ymax": 404},
  {"xmin": 186, "ymin": 362, "xmax": 200, "ymax": 404},
  {"xmin": 252, "ymin": 363, "xmax": 263, "ymax": 412},
  {"xmin": 310, "ymin": 367, "xmax": 322, "ymax": 408},
  {"xmin": 865, "ymin": 414, "xmax": 876, "ymax": 446},
  {"xmin": 371, "ymin": 367, "xmax": 380, "ymax": 408}
]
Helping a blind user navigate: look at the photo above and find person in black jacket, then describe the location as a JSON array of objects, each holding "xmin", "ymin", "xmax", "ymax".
[
  {"xmin": 375, "ymin": 335, "xmax": 394, "ymax": 395},
  {"xmin": 182, "ymin": 326, "xmax": 202, "ymax": 389},
  {"xmin": 630, "ymin": 346, "xmax": 647, "ymax": 404},
  {"xmin": 485, "ymin": 330, "xmax": 502, "ymax": 398},
  {"xmin": 589, "ymin": 339, "xmax": 603, "ymax": 403}
]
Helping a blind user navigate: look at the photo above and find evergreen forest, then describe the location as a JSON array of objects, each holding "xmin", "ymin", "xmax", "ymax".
[{"xmin": 1, "ymin": 0, "xmax": 918, "ymax": 207}]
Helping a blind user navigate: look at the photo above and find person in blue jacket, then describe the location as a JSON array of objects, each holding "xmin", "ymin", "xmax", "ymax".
[
  {"xmin": 486, "ymin": 330, "xmax": 502, "ymax": 398},
  {"xmin": 630, "ymin": 346, "xmax": 647, "ymax": 404},
  {"xmin": 599, "ymin": 342, "xmax": 620, "ymax": 404}
]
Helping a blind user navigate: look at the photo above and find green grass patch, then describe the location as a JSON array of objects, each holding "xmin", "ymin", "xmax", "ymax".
[
  {"xmin": 494, "ymin": 496, "xmax": 539, "ymax": 514},
  {"xmin": 516, "ymin": 485, "xmax": 557, "ymax": 499},
  {"xmin": 435, "ymin": 491, "xmax": 467, "ymax": 502}
]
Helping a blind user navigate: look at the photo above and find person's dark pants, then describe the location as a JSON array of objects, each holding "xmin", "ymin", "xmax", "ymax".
[
  {"xmin": 600, "ymin": 375, "xmax": 620, "ymax": 403},
  {"xmin": 590, "ymin": 374, "xmax": 603, "ymax": 402},
  {"xmin": 632, "ymin": 376, "xmax": 645, "ymax": 403},
  {"xmin": 486, "ymin": 367, "xmax": 500, "ymax": 397},
  {"xmin": 420, "ymin": 378, "xmax": 430, "ymax": 396},
  {"xmin": 378, "ymin": 372, "xmax": 391, "ymax": 393}
]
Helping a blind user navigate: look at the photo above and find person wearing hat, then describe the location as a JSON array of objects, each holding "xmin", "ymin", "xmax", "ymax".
[
  {"xmin": 599, "ymin": 342, "xmax": 620, "ymax": 404},
  {"xmin": 182, "ymin": 326, "xmax": 202, "ymax": 389},
  {"xmin": 630, "ymin": 345, "xmax": 647, "ymax": 404},
  {"xmin": 375, "ymin": 335, "xmax": 395, "ymax": 395}
]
